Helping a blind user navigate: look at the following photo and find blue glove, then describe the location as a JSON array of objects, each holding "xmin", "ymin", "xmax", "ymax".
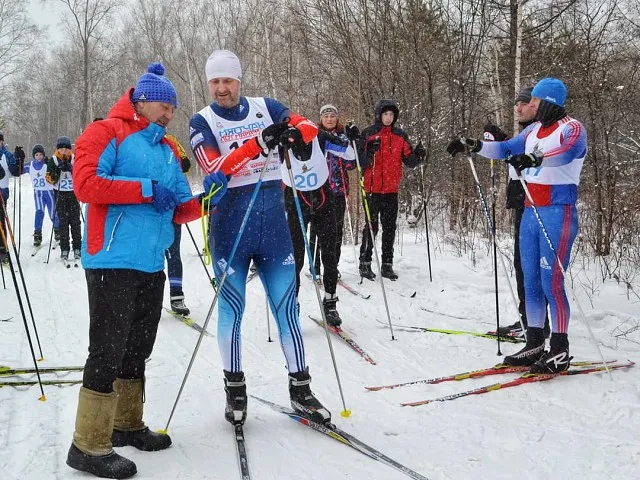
[
  {"xmin": 202, "ymin": 171, "xmax": 228, "ymax": 206},
  {"xmin": 59, "ymin": 160, "xmax": 73, "ymax": 172},
  {"xmin": 151, "ymin": 183, "xmax": 178, "ymax": 212}
]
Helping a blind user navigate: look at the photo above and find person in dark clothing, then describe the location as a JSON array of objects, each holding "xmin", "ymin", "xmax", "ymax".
[
  {"xmin": 0, "ymin": 133, "xmax": 22, "ymax": 264},
  {"xmin": 309, "ymin": 104, "xmax": 357, "ymax": 279},
  {"xmin": 483, "ymin": 87, "xmax": 549, "ymax": 338},
  {"xmin": 164, "ymin": 134, "xmax": 192, "ymax": 316},
  {"xmin": 357, "ymin": 99, "xmax": 425, "ymax": 280},
  {"xmin": 46, "ymin": 136, "xmax": 82, "ymax": 262},
  {"xmin": 284, "ymin": 127, "xmax": 356, "ymax": 327}
]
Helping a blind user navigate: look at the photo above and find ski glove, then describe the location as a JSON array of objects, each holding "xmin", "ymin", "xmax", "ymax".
[
  {"xmin": 257, "ymin": 121, "xmax": 290, "ymax": 153},
  {"xmin": 180, "ymin": 156, "xmax": 191, "ymax": 173},
  {"xmin": 446, "ymin": 137, "xmax": 481, "ymax": 156},
  {"xmin": 14, "ymin": 146, "xmax": 25, "ymax": 162},
  {"xmin": 151, "ymin": 183, "xmax": 178, "ymax": 212},
  {"xmin": 483, "ymin": 124, "xmax": 508, "ymax": 142},
  {"xmin": 280, "ymin": 126, "xmax": 304, "ymax": 147},
  {"xmin": 58, "ymin": 161, "xmax": 73, "ymax": 172},
  {"xmin": 506, "ymin": 152, "xmax": 543, "ymax": 172},
  {"xmin": 202, "ymin": 171, "xmax": 228, "ymax": 206},
  {"xmin": 414, "ymin": 141, "xmax": 426, "ymax": 162},
  {"xmin": 346, "ymin": 123, "xmax": 360, "ymax": 141},
  {"xmin": 367, "ymin": 137, "xmax": 381, "ymax": 154},
  {"xmin": 0, "ymin": 165, "xmax": 5, "ymax": 180}
]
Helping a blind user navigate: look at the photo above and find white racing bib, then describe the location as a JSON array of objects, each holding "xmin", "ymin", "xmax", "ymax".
[{"xmin": 280, "ymin": 137, "xmax": 329, "ymax": 191}]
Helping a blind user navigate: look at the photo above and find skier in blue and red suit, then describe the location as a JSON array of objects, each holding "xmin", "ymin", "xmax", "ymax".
[
  {"xmin": 189, "ymin": 49, "xmax": 331, "ymax": 428},
  {"xmin": 447, "ymin": 78, "xmax": 587, "ymax": 374}
]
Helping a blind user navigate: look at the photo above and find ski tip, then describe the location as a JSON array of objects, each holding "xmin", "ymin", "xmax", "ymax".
[
  {"xmin": 38, "ymin": 394, "xmax": 47, "ymax": 402},
  {"xmin": 340, "ymin": 409, "xmax": 352, "ymax": 418},
  {"xmin": 410, "ymin": 291, "xmax": 417, "ymax": 298}
]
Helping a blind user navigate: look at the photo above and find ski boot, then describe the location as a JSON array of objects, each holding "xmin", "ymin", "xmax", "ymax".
[
  {"xmin": 503, "ymin": 327, "xmax": 545, "ymax": 366},
  {"xmin": 74, "ymin": 249, "xmax": 81, "ymax": 260},
  {"xmin": 497, "ymin": 320, "xmax": 525, "ymax": 337},
  {"xmin": 289, "ymin": 367, "xmax": 331, "ymax": 425},
  {"xmin": 359, "ymin": 262, "xmax": 376, "ymax": 281},
  {"xmin": 530, "ymin": 333, "xmax": 572, "ymax": 374},
  {"xmin": 322, "ymin": 295, "xmax": 342, "ymax": 327},
  {"xmin": 224, "ymin": 370, "xmax": 247, "ymax": 425},
  {"xmin": 381, "ymin": 263, "xmax": 398, "ymax": 280},
  {"xmin": 0, "ymin": 250, "xmax": 8, "ymax": 266},
  {"xmin": 170, "ymin": 294, "xmax": 190, "ymax": 316},
  {"xmin": 61, "ymin": 250, "xmax": 69, "ymax": 261},
  {"xmin": 33, "ymin": 230, "xmax": 42, "ymax": 247}
]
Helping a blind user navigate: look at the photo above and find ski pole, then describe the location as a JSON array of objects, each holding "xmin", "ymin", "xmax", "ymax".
[
  {"xmin": 185, "ymin": 222, "xmax": 215, "ymax": 288},
  {"xmin": 0, "ymin": 214, "xmax": 46, "ymax": 401},
  {"xmin": 0, "ymin": 193, "xmax": 45, "ymax": 359},
  {"xmin": 45, "ymin": 185, "xmax": 60, "ymax": 264},
  {"xmin": 18, "ymin": 163, "xmax": 22, "ymax": 257},
  {"xmin": 351, "ymin": 140, "xmax": 396, "ymax": 340},
  {"xmin": 517, "ymin": 174, "xmax": 611, "ymax": 377},
  {"xmin": 282, "ymin": 147, "xmax": 351, "ymax": 418},
  {"xmin": 265, "ymin": 295, "xmax": 273, "ymax": 342},
  {"xmin": 163, "ymin": 150, "xmax": 274, "ymax": 433},
  {"xmin": 490, "ymin": 158, "xmax": 501, "ymax": 355},
  {"xmin": 419, "ymin": 164, "xmax": 433, "ymax": 282},
  {"xmin": 338, "ymin": 160, "xmax": 359, "ymax": 273},
  {"xmin": 462, "ymin": 145, "xmax": 522, "ymax": 345}
]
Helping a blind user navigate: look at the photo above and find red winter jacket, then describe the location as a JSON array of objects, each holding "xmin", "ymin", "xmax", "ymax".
[{"xmin": 358, "ymin": 100, "xmax": 419, "ymax": 194}]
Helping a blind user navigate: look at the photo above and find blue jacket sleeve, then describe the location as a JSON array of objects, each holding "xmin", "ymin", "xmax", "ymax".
[
  {"xmin": 6, "ymin": 151, "xmax": 19, "ymax": 176},
  {"xmin": 264, "ymin": 98, "xmax": 290, "ymax": 123}
]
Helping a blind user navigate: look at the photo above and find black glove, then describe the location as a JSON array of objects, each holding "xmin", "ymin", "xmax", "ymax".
[
  {"xmin": 446, "ymin": 137, "xmax": 481, "ymax": 156},
  {"xmin": 258, "ymin": 121, "xmax": 290, "ymax": 152},
  {"xmin": 180, "ymin": 156, "xmax": 191, "ymax": 173},
  {"xmin": 279, "ymin": 126, "xmax": 303, "ymax": 147},
  {"xmin": 0, "ymin": 164, "xmax": 5, "ymax": 180},
  {"xmin": 345, "ymin": 123, "xmax": 360, "ymax": 141},
  {"xmin": 367, "ymin": 136, "xmax": 381, "ymax": 153},
  {"xmin": 58, "ymin": 160, "xmax": 73, "ymax": 172},
  {"xmin": 414, "ymin": 141, "xmax": 426, "ymax": 162},
  {"xmin": 14, "ymin": 146, "xmax": 25, "ymax": 162},
  {"xmin": 506, "ymin": 152, "xmax": 543, "ymax": 172},
  {"xmin": 483, "ymin": 124, "xmax": 508, "ymax": 142}
]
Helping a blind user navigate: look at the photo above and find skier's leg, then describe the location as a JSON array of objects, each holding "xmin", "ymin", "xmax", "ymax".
[{"xmin": 538, "ymin": 205, "xmax": 578, "ymax": 334}]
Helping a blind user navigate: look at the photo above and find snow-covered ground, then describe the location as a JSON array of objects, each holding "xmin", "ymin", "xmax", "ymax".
[{"xmin": 1, "ymin": 174, "xmax": 638, "ymax": 480}]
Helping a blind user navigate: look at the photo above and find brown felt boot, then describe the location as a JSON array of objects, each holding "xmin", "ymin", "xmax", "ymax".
[
  {"xmin": 66, "ymin": 387, "xmax": 137, "ymax": 479},
  {"xmin": 111, "ymin": 378, "xmax": 171, "ymax": 452}
]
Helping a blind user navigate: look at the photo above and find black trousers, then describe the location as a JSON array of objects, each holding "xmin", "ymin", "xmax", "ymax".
[
  {"xmin": 359, "ymin": 193, "xmax": 398, "ymax": 264},
  {"xmin": 309, "ymin": 193, "xmax": 347, "ymax": 272},
  {"xmin": 285, "ymin": 187, "xmax": 338, "ymax": 296},
  {"xmin": 0, "ymin": 189, "xmax": 8, "ymax": 255},
  {"xmin": 83, "ymin": 269, "xmax": 165, "ymax": 393},
  {"xmin": 55, "ymin": 190, "xmax": 82, "ymax": 251}
]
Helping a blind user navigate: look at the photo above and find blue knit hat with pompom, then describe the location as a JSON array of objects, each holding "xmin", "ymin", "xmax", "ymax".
[{"xmin": 132, "ymin": 63, "xmax": 178, "ymax": 108}]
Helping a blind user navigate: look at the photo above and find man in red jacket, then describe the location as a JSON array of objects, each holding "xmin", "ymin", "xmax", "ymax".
[{"xmin": 357, "ymin": 99, "xmax": 424, "ymax": 280}]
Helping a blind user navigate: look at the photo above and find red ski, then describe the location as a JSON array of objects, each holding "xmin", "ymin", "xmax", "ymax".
[{"xmin": 308, "ymin": 316, "xmax": 377, "ymax": 365}]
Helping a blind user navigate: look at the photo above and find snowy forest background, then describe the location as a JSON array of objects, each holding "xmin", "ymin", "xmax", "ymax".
[{"xmin": 1, "ymin": 0, "xmax": 639, "ymax": 303}]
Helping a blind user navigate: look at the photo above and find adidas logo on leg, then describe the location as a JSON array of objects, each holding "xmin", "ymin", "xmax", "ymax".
[{"xmin": 282, "ymin": 253, "xmax": 295, "ymax": 266}]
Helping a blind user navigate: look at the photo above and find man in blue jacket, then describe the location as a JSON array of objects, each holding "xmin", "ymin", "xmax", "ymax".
[{"xmin": 66, "ymin": 63, "xmax": 228, "ymax": 479}]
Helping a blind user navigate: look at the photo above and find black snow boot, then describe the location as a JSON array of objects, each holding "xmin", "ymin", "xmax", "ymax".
[
  {"xmin": 289, "ymin": 367, "xmax": 331, "ymax": 425},
  {"xmin": 380, "ymin": 263, "xmax": 398, "ymax": 280},
  {"xmin": 359, "ymin": 262, "xmax": 376, "ymax": 281},
  {"xmin": 503, "ymin": 327, "xmax": 546, "ymax": 366},
  {"xmin": 170, "ymin": 293, "xmax": 190, "ymax": 316},
  {"xmin": 322, "ymin": 295, "xmax": 342, "ymax": 327},
  {"xmin": 224, "ymin": 370, "xmax": 247, "ymax": 425},
  {"xmin": 33, "ymin": 230, "xmax": 42, "ymax": 247},
  {"xmin": 530, "ymin": 333, "xmax": 572, "ymax": 374}
]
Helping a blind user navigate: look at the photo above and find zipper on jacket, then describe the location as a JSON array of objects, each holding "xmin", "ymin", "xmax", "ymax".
[{"xmin": 106, "ymin": 212, "xmax": 124, "ymax": 252}]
